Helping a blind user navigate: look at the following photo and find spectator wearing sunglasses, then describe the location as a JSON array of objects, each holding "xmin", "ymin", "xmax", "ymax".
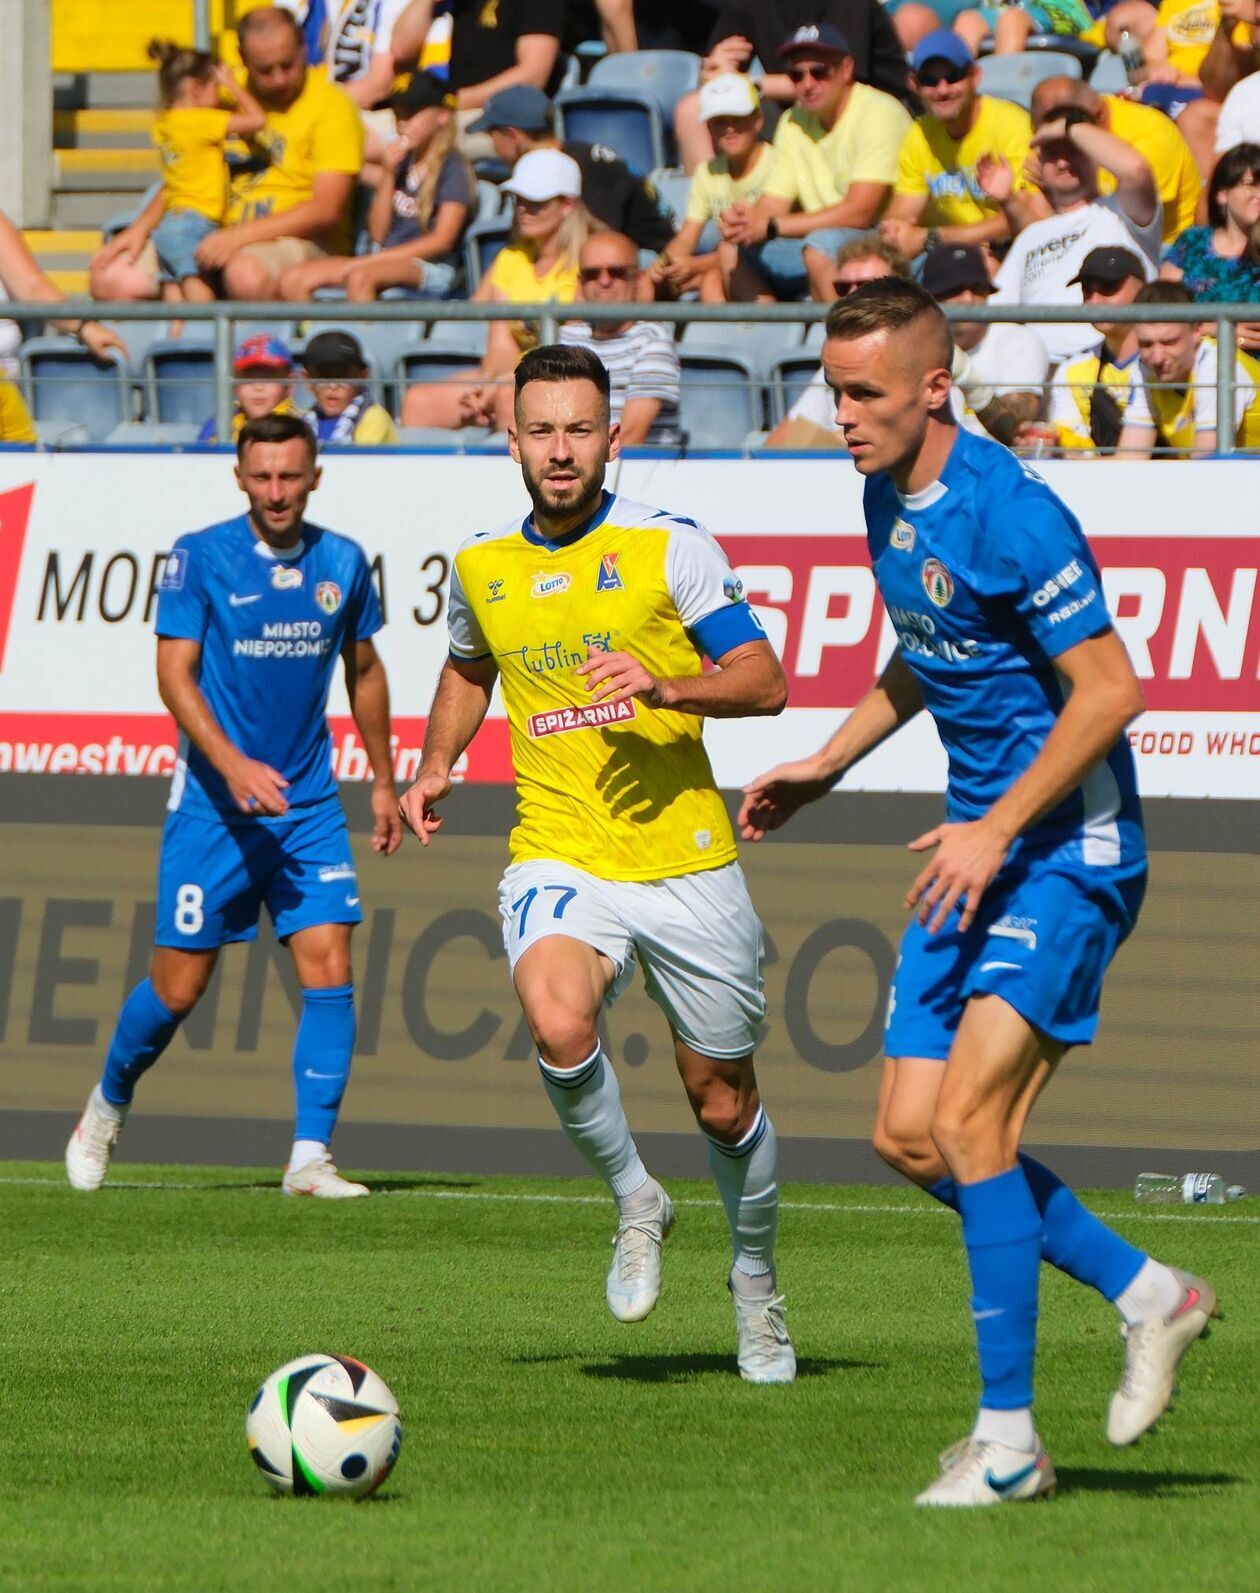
[
  {"xmin": 559, "ymin": 232, "xmax": 682, "ymax": 447},
  {"xmin": 879, "ymin": 33, "xmax": 1038, "ymax": 265},
  {"xmin": 1037, "ymin": 245, "xmax": 1148, "ymax": 454},
  {"xmin": 722, "ymin": 24, "xmax": 911, "ymax": 302}
]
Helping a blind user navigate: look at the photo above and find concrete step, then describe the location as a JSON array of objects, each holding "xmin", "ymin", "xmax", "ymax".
[
  {"xmin": 51, "ymin": 190, "xmax": 148, "ymax": 229},
  {"xmin": 46, "ymin": 269, "xmax": 91, "ymax": 295},
  {"xmin": 54, "ymin": 108, "xmax": 155, "ymax": 149},
  {"xmin": 56, "ymin": 148, "xmax": 160, "ymax": 179},
  {"xmin": 23, "ymin": 231, "xmax": 101, "ymax": 274},
  {"xmin": 54, "ymin": 71, "xmax": 156, "ymax": 110}
]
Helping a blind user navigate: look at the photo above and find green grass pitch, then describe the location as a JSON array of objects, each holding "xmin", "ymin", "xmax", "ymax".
[{"xmin": 2, "ymin": 1163, "xmax": 1254, "ymax": 1593}]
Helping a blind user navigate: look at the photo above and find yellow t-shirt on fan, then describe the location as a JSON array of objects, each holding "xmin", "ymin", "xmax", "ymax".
[
  {"xmin": 894, "ymin": 96, "xmax": 1034, "ymax": 229},
  {"xmin": 154, "ymin": 108, "xmax": 234, "ymax": 222},
  {"xmin": 766, "ymin": 83, "xmax": 911, "ymax": 214}
]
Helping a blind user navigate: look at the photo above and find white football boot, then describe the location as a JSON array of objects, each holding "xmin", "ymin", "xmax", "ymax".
[
  {"xmin": 730, "ymin": 1276, "xmax": 797, "ymax": 1384},
  {"xmin": 915, "ymin": 1437, "xmax": 1057, "ymax": 1508},
  {"xmin": 606, "ymin": 1182, "xmax": 674, "ymax": 1322},
  {"xmin": 281, "ymin": 1152, "xmax": 369, "ymax": 1199},
  {"xmin": 1107, "ymin": 1269, "xmax": 1220, "ymax": 1445},
  {"xmin": 65, "ymin": 1087, "xmax": 125, "ymax": 1191}
]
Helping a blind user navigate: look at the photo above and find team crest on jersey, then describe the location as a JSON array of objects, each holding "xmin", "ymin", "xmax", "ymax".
[
  {"xmin": 891, "ymin": 518, "xmax": 916, "ymax": 552},
  {"xmin": 596, "ymin": 553, "xmax": 624, "ymax": 592},
  {"xmin": 271, "ymin": 564, "xmax": 303, "ymax": 591},
  {"xmin": 314, "ymin": 581, "xmax": 342, "ymax": 615},
  {"xmin": 922, "ymin": 558, "xmax": 954, "ymax": 608},
  {"xmin": 486, "ymin": 578, "xmax": 506, "ymax": 604},
  {"xmin": 159, "ymin": 548, "xmax": 187, "ymax": 590},
  {"xmin": 531, "ymin": 571, "xmax": 571, "ymax": 598}
]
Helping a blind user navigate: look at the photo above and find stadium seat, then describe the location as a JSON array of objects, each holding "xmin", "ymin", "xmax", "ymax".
[
  {"xmin": 394, "ymin": 336, "xmax": 486, "ymax": 414},
  {"xmin": 678, "ymin": 353, "xmax": 763, "ymax": 449},
  {"xmin": 475, "ymin": 178, "xmax": 504, "ymax": 222},
  {"xmin": 1089, "ymin": 52, "xmax": 1131, "ymax": 94},
  {"xmin": 463, "ymin": 217, "xmax": 512, "ymax": 292},
  {"xmin": 143, "ymin": 340, "xmax": 215, "ymax": 424},
  {"xmin": 34, "ymin": 419, "xmax": 90, "ymax": 448},
  {"xmin": 397, "ymin": 425, "xmax": 492, "ymax": 447},
  {"xmin": 1023, "ymin": 34, "xmax": 1100, "ymax": 67},
  {"xmin": 21, "ymin": 336, "xmax": 132, "ymax": 440},
  {"xmin": 554, "ymin": 89, "xmax": 665, "ymax": 176},
  {"xmin": 588, "ymin": 52, "xmax": 700, "ymax": 162},
  {"xmin": 681, "ymin": 319, "xmax": 802, "ymax": 376},
  {"xmin": 769, "ymin": 350, "xmax": 825, "ymax": 424},
  {"xmin": 649, "ymin": 168, "xmax": 691, "ymax": 228},
  {"xmin": 977, "ymin": 51, "xmax": 1082, "ymax": 110},
  {"xmin": 104, "ymin": 421, "xmax": 204, "ymax": 446}
]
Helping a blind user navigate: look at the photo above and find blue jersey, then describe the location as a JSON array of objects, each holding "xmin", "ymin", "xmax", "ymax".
[
  {"xmin": 864, "ymin": 429, "xmax": 1144, "ymax": 869},
  {"xmin": 155, "ymin": 513, "xmax": 382, "ymax": 824}
]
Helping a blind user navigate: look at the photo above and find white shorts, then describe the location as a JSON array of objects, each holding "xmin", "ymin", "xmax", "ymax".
[{"xmin": 497, "ymin": 859, "xmax": 766, "ymax": 1059}]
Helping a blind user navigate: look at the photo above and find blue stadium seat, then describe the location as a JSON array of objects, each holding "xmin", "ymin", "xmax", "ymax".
[
  {"xmin": 104, "ymin": 421, "xmax": 205, "ymax": 446},
  {"xmin": 464, "ymin": 217, "xmax": 512, "ymax": 292},
  {"xmin": 588, "ymin": 51, "xmax": 700, "ymax": 161},
  {"xmin": 554, "ymin": 89, "xmax": 665, "ymax": 176},
  {"xmin": 978, "ymin": 51, "xmax": 1082, "ymax": 110},
  {"xmin": 476, "ymin": 178, "xmax": 505, "ymax": 221},
  {"xmin": 769, "ymin": 351, "xmax": 825, "ymax": 424},
  {"xmin": 1089, "ymin": 52, "xmax": 1131, "ymax": 94},
  {"xmin": 681, "ymin": 319, "xmax": 801, "ymax": 376},
  {"xmin": 143, "ymin": 340, "xmax": 216, "ymax": 424},
  {"xmin": 394, "ymin": 337, "xmax": 487, "ymax": 417},
  {"xmin": 678, "ymin": 353, "xmax": 762, "ymax": 449},
  {"xmin": 21, "ymin": 337, "xmax": 132, "ymax": 440},
  {"xmin": 649, "ymin": 168, "xmax": 692, "ymax": 228}
]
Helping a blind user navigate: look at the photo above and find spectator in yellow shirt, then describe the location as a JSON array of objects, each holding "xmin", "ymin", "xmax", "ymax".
[
  {"xmin": 880, "ymin": 32, "xmax": 1037, "ymax": 261},
  {"xmin": 302, "ymin": 331, "xmax": 400, "ymax": 447},
  {"xmin": 0, "ymin": 377, "xmax": 36, "ymax": 445}
]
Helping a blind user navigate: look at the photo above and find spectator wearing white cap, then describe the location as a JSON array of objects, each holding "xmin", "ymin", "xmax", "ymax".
[
  {"xmin": 401, "ymin": 147, "xmax": 592, "ymax": 432},
  {"xmin": 649, "ymin": 74, "xmax": 784, "ymax": 301}
]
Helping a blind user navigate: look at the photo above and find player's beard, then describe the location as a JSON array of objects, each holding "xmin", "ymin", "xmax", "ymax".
[{"xmin": 521, "ymin": 454, "xmax": 606, "ymax": 529}]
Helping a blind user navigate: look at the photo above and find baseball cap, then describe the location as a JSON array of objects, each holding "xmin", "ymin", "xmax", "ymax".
[
  {"xmin": 233, "ymin": 332, "xmax": 293, "ymax": 375},
  {"xmin": 467, "ymin": 84, "xmax": 552, "ymax": 135},
  {"xmin": 777, "ymin": 23, "xmax": 851, "ymax": 61},
  {"xmin": 302, "ymin": 330, "xmax": 367, "ymax": 378},
  {"xmin": 699, "ymin": 73, "xmax": 761, "ymax": 121},
  {"xmin": 388, "ymin": 69, "xmax": 456, "ymax": 115},
  {"xmin": 502, "ymin": 148, "xmax": 582, "ymax": 202},
  {"xmin": 921, "ymin": 244, "xmax": 996, "ymax": 300},
  {"xmin": 911, "ymin": 30, "xmax": 975, "ymax": 75},
  {"xmin": 1067, "ymin": 245, "xmax": 1146, "ymax": 286}
]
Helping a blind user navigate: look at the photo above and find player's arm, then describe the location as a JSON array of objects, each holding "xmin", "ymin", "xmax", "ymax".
[
  {"xmin": 580, "ymin": 635, "xmax": 786, "ymax": 717},
  {"xmin": 398, "ymin": 654, "xmax": 498, "ymax": 845},
  {"xmin": 907, "ymin": 629, "xmax": 1144, "ymax": 933},
  {"xmin": 738, "ymin": 651, "xmax": 923, "ymax": 839},
  {"xmin": 342, "ymin": 636, "xmax": 402, "ymax": 856},
  {"xmin": 156, "ymin": 636, "xmax": 290, "ymax": 815}
]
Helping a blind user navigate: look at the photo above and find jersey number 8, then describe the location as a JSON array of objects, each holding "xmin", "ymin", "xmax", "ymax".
[{"xmin": 174, "ymin": 883, "xmax": 205, "ymax": 936}]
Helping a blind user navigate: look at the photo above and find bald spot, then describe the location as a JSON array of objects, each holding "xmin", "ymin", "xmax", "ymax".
[
  {"xmin": 1030, "ymin": 75, "xmax": 1097, "ymax": 125},
  {"xmin": 239, "ymin": 4, "xmax": 303, "ymax": 49}
]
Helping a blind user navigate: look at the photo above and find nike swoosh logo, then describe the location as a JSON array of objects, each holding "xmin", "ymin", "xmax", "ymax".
[
  {"xmin": 303, "ymin": 1069, "xmax": 342, "ymax": 1080},
  {"xmin": 985, "ymin": 1459, "xmax": 1041, "ymax": 1496},
  {"xmin": 345, "ymin": 895, "xmax": 360, "ymax": 906},
  {"xmin": 229, "ymin": 593, "xmax": 261, "ymax": 606},
  {"xmin": 979, "ymin": 961, "xmax": 1022, "ymax": 973},
  {"xmin": 972, "ymin": 1307, "xmax": 1005, "ymax": 1321}
]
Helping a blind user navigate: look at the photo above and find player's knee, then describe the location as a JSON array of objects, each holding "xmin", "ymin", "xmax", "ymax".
[
  {"xmin": 930, "ymin": 1096, "xmax": 1006, "ymax": 1170},
  {"xmin": 873, "ymin": 1123, "xmax": 942, "ymax": 1182},
  {"xmin": 150, "ymin": 967, "xmax": 210, "ymax": 1017},
  {"xmin": 692, "ymin": 1087, "xmax": 745, "ymax": 1143},
  {"xmin": 529, "ymin": 1008, "xmax": 599, "ymax": 1070}
]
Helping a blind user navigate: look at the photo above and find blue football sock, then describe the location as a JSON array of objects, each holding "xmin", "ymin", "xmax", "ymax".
[
  {"xmin": 955, "ymin": 1166, "xmax": 1042, "ymax": 1411},
  {"xmin": 292, "ymin": 984, "xmax": 356, "ymax": 1143},
  {"xmin": 100, "ymin": 979, "xmax": 181, "ymax": 1107}
]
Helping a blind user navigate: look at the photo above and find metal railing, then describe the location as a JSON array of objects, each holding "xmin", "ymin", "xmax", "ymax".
[{"xmin": 7, "ymin": 297, "xmax": 1257, "ymax": 455}]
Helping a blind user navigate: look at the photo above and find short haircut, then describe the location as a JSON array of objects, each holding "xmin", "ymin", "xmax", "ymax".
[
  {"xmin": 238, "ymin": 4, "xmax": 303, "ymax": 54},
  {"xmin": 514, "ymin": 343, "xmax": 611, "ymax": 417},
  {"xmin": 1133, "ymin": 279, "xmax": 1196, "ymax": 311},
  {"xmin": 1208, "ymin": 141, "xmax": 1260, "ymax": 230},
  {"xmin": 834, "ymin": 233, "xmax": 913, "ymax": 280},
  {"xmin": 824, "ymin": 277, "xmax": 953, "ymax": 373},
  {"xmin": 237, "ymin": 412, "xmax": 318, "ymax": 464}
]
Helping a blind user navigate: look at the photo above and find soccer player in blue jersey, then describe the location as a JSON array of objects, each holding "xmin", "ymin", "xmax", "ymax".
[
  {"xmin": 66, "ymin": 413, "xmax": 401, "ymax": 1199},
  {"xmin": 739, "ymin": 279, "xmax": 1218, "ymax": 1505}
]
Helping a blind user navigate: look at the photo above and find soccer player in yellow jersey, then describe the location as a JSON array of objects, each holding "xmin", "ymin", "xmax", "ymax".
[{"xmin": 399, "ymin": 345, "xmax": 796, "ymax": 1384}]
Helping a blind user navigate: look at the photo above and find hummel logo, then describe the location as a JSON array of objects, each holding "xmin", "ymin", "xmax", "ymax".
[{"xmin": 229, "ymin": 592, "xmax": 261, "ymax": 606}]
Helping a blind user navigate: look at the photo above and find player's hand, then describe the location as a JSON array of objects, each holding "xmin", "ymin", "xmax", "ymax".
[
  {"xmin": 577, "ymin": 649, "xmax": 667, "ymax": 708},
  {"xmin": 738, "ymin": 758, "xmax": 835, "ymax": 840},
  {"xmin": 398, "ymin": 768, "xmax": 451, "ymax": 846},
  {"xmin": 370, "ymin": 781, "xmax": 403, "ymax": 855},
  {"xmin": 905, "ymin": 818, "xmax": 1009, "ymax": 935},
  {"xmin": 225, "ymin": 756, "xmax": 290, "ymax": 816},
  {"xmin": 975, "ymin": 153, "xmax": 1013, "ymax": 204}
]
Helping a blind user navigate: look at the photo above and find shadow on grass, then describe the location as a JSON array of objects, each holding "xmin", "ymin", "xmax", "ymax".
[
  {"xmin": 514, "ymin": 1351, "xmax": 883, "ymax": 1382},
  {"xmin": 1060, "ymin": 1467, "xmax": 1243, "ymax": 1497},
  {"xmin": 358, "ymin": 1177, "xmax": 486, "ymax": 1193}
]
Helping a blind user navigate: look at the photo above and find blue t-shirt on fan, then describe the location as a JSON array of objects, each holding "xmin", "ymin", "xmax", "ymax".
[
  {"xmin": 863, "ymin": 427, "xmax": 1145, "ymax": 872},
  {"xmin": 155, "ymin": 513, "xmax": 382, "ymax": 824}
]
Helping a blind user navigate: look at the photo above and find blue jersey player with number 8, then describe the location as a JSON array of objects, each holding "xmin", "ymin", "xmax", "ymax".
[
  {"xmin": 740, "ymin": 280, "xmax": 1219, "ymax": 1506},
  {"xmin": 66, "ymin": 413, "xmax": 402, "ymax": 1199}
]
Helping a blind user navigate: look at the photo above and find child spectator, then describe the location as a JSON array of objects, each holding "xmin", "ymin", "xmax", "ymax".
[
  {"xmin": 301, "ymin": 330, "xmax": 400, "ymax": 446},
  {"xmin": 147, "ymin": 40, "xmax": 266, "ymax": 312},
  {"xmin": 278, "ymin": 70, "xmax": 474, "ymax": 302},
  {"xmin": 196, "ymin": 332, "xmax": 300, "ymax": 442}
]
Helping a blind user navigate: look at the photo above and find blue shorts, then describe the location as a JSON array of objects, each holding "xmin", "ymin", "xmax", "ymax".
[
  {"xmin": 155, "ymin": 800, "xmax": 363, "ymax": 950},
  {"xmin": 884, "ymin": 854, "xmax": 1147, "ymax": 1058},
  {"xmin": 152, "ymin": 209, "xmax": 219, "ymax": 283},
  {"xmin": 976, "ymin": 4, "xmax": 1083, "ymax": 34}
]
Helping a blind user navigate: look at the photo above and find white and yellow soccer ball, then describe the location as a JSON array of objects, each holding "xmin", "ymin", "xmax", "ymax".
[{"xmin": 246, "ymin": 1353, "xmax": 402, "ymax": 1499}]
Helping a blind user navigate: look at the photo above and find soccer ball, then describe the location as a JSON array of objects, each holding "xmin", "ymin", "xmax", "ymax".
[{"xmin": 245, "ymin": 1353, "xmax": 402, "ymax": 1498}]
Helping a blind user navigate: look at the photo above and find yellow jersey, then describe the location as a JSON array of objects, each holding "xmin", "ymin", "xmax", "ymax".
[
  {"xmin": 154, "ymin": 107, "xmax": 234, "ymax": 223},
  {"xmin": 485, "ymin": 244, "xmax": 580, "ymax": 350},
  {"xmin": 766, "ymin": 83, "xmax": 911, "ymax": 214},
  {"xmin": 1099, "ymin": 96, "xmax": 1201, "ymax": 243},
  {"xmin": 685, "ymin": 142, "xmax": 783, "ymax": 223},
  {"xmin": 448, "ymin": 492, "xmax": 760, "ymax": 881},
  {"xmin": 1046, "ymin": 346, "xmax": 1143, "ymax": 451},
  {"xmin": 1126, "ymin": 338, "xmax": 1260, "ymax": 453},
  {"xmin": 227, "ymin": 66, "xmax": 363, "ymax": 251},
  {"xmin": 0, "ymin": 378, "xmax": 36, "ymax": 444},
  {"xmin": 895, "ymin": 95, "xmax": 1034, "ymax": 229}
]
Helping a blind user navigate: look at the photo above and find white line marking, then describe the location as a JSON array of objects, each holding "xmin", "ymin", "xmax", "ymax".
[{"xmin": 1, "ymin": 1176, "xmax": 1255, "ymax": 1222}]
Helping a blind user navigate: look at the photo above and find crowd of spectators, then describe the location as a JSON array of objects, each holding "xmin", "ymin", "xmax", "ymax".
[{"xmin": 7, "ymin": 0, "xmax": 1260, "ymax": 453}]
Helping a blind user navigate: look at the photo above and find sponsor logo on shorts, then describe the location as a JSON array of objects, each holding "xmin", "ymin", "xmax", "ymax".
[
  {"xmin": 159, "ymin": 548, "xmax": 187, "ymax": 591},
  {"xmin": 922, "ymin": 558, "xmax": 954, "ymax": 608},
  {"xmin": 271, "ymin": 564, "xmax": 303, "ymax": 591},
  {"xmin": 486, "ymin": 578, "xmax": 506, "ymax": 604},
  {"xmin": 314, "ymin": 581, "xmax": 342, "ymax": 615},
  {"xmin": 531, "ymin": 571, "xmax": 571, "ymax": 598},
  {"xmin": 596, "ymin": 553, "xmax": 624, "ymax": 592},
  {"xmin": 527, "ymin": 699, "xmax": 636, "ymax": 738},
  {"xmin": 990, "ymin": 916, "xmax": 1037, "ymax": 950},
  {"xmin": 890, "ymin": 518, "xmax": 916, "ymax": 552},
  {"xmin": 317, "ymin": 863, "xmax": 357, "ymax": 883}
]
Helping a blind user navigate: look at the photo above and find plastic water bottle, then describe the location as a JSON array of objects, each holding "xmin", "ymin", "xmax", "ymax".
[
  {"xmin": 1133, "ymin": 1173, "xmax": 1245, "ymax": 1205},
  {"xmin": 1118, "ymin": 31, "xmax": 1145, "ymax": 85}
]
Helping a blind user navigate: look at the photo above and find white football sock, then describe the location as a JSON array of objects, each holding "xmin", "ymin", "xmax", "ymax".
[
  {"xmin": 91, "ymin": 1084, "xmax": 127, "ymax": 1124},
  {"xmin": 973, "ymin": 1406, "xmax": 1037, "ymax": 1451},
  {"xmin": 1114, "ymin": 1256, "xmax": 1184, "ymax": 1325},
  {"xmin": 537, "ymin": 1046, "xmax": 648, "ymax": 1208},
  {"xmin": 706, "ymin": 1105, "xmax": 778, "ymax": 1281},
  {"xmin": 288, "ymin": 1138, "xmax": 326, "ymax": 1173}
]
